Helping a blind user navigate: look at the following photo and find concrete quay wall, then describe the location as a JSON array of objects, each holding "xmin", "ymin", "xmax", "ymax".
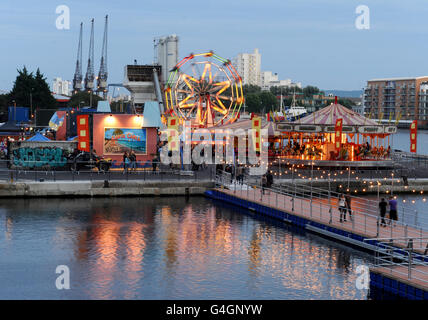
[{"xmin": 0, "ymin": 180, "xmax": 214, "ymax": 198}]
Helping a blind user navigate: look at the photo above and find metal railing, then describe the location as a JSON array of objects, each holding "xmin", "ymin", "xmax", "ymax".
[
  {"xmin": 215, "ymin": 174, "xmax": 427, "ymax": 244},
  {"xmin": 365, "ymin": 236, "xmax": 428, "ymax": 283},
  {"xmin": 0, "ymin": 159, "xmax": 216, "ymax": 183}
]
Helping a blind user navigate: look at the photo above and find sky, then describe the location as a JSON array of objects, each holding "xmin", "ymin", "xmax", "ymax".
[{"xmin": 1, "ymin": 0, "xmax": 428, "ymax": 92}]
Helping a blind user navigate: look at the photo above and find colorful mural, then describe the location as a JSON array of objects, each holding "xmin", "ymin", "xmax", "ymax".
[{"xmin": 104, "ymin": 128, "xmax": 147, "ymax": 154}]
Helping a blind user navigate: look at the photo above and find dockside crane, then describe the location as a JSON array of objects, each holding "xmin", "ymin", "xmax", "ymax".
[
  {"xmin": 97, "ymin": 15, "xmax": 109, "ymax": 98},
  {"xmin": 84, "ymin": 18, "xmax": 95, "ymax": 93},
  {"xmin": 72, "ymin": 23, "xmax": 83, "ymax": 93}
]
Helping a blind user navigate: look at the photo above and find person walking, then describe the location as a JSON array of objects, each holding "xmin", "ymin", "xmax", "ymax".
[
  {"xmin": 379, "ymin": 198, "xmax": 388, "ymax": 227},
  {"xmin": 261, "ymin": 174, "xmax": 267, "ymax": 195},
  {"xmin": 345, "ymin": 192, "xmax": 352, "ymax": 221},
  {"xmin": 129, "ymin": 151, "xmax": 137, "ymax": 172},
  {"xmin": 339, "ymin": 194, "xmax": 347, "ymax": 222},
  {"xmin": 388, "ymin": 196, "xmax": 398, "ymax": 227},
  {"xmin": 123, "ymin": 151, "xmax": 129, "ymax": 174}
]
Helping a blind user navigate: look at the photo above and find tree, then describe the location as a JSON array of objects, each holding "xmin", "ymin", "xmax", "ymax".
[
  {"xmin": 9, "ymin": 67, "xmax": 56, "ymax": 110},
  {"xmin": 245, "ymin": 93, "xmax": 262, "ymax": 113},
  {"xmin": 303, "ymin": 85, "xmax": 320, "ymax": 97},
  {"xmin": 260, "ymin": 91, "xmax": 278, "ymax": 111},
  {"xmin": 0, "ymin": 93, "xmax": 10, "ymax": 113},
  {"xmin": 68, "ymin": 91, "xmax": 103, "ymax": 108},
  {"xmin": 33, "ymin": 68, "xmax": 56, "ymax": 109}
]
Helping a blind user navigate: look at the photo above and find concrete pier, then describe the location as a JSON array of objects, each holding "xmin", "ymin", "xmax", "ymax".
[{"xmin": 0, "ymin": 180, "xmax": 214, "ymax": 198}]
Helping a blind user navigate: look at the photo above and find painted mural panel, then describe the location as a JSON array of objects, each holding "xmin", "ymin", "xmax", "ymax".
[{"xmin": 104, "ymin": 128, "xmax": 147, "ymax": 154}]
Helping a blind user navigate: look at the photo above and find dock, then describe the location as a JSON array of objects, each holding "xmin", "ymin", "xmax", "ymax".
[{"xmin": 205, "ymin": 180, "xmax": 428, "ymax": 299}]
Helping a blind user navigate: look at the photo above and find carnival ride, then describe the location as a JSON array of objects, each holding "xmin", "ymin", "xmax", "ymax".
[{"xmin": 164, "ymin": 51, "xmax": 244, "ymax": 128}]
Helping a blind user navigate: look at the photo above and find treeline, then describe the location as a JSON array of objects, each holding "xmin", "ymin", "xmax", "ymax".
[
  {"xmin": 243, "ymin": 84, "xmax": 356, "ymax": 113},
  {"xmin": 0, "ymin": 67, "xmax": 56, "ymax": 113}
]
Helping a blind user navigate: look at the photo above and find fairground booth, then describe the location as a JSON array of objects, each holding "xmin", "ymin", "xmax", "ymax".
[
  {"xmin": 271, "ymin": 101, "xmax": 397, "ymax": 167},
  {"xmin": 72, "ymin": 101, "xmax": 162, "ymax": 168}
]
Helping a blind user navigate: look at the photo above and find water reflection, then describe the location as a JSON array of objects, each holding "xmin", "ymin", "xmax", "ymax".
[{"xmin": 0, "ymin": 197, "xmax": 372, "ymax": 300}]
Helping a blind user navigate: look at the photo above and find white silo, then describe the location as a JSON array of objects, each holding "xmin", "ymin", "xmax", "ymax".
[{"xmin": 155, "ymin": 34, "xmax": 179, "ymax": 84}]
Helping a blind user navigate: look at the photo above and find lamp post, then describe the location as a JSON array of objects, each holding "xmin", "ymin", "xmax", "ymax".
[{"xmin": 30, "ymin": 88, "xmax": 33, "ymax": 120}]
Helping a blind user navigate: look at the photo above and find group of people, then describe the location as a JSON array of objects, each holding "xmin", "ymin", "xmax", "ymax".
[
  {"xmin": 122, "ymin": 151, "xmax": 137, "ymax": 173},
  {"xmin": 354, "ymin": 142, "xmax": 391, "ymax": 160},
  {"xmin": 378, "ymin": 196, "xmax": 398, "ymax": 227}
]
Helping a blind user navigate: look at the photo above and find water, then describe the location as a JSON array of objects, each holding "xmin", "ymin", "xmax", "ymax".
[
  {"xmin": 0, "ymin": 196, "xmax": 372, "ymax": 300},
  {"xmin": 391, "ymin": 129, "xmax": 428, "ymax": 155}
]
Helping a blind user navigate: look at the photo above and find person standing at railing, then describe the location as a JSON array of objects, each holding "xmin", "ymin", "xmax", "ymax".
[
  {"xmin": 339, "ymin": 194, "xmax": 347, "ymax": 223},
  {"xmin": 378, "ymin": 198, "xmax": 388, "ymax": 227},
  {"xmin": 388, "ymin": 196, "xmax": 398, "ymax": 227}
]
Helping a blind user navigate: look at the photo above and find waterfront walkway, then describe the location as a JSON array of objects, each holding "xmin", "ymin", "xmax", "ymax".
[
  {"xmin": 218, "ymin": 185, "xmax": 428, "ymax": 250},
  {"xmin": 209, "ymin": 183, "xmax": 428, "ymax": 296}
]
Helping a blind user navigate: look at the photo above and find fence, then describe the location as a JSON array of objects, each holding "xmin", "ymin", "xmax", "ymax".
[{"xmin": 365, "ymin": 236, "xmax": 428, "ymax": 284}]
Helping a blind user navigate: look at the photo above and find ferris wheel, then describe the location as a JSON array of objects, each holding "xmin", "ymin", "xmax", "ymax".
[{"xmin": 164, "ymin": 51, "xmax": 244, "ymax": 128}]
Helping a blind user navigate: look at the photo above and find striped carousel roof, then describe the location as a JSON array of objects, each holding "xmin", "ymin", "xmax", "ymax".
[{"xmin": 297, "ymin": 103, "xmax": 379, "ymax": 126}]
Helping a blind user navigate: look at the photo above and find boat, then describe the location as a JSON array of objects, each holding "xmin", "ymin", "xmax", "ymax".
[{"xmin": 283, "ymin": 91, "xmax": 307, "ymax": 122}]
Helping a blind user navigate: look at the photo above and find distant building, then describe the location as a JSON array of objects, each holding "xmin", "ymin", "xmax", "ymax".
[
  {"xmin": 52, "ymin": 78, "xmax": 71, "ymax": 96},
  {"xmin": 261, "ymin": 71, "xmax": 301, "ymax": 90},
  {"xmin": 364, "ymin": 77, "xmax": 428, "ymax": 121},
  {"xmin": 155, "ymin": 35, "xmax": 179, "ymax": 84},
  {"xmin": 233, "ymin": 48, "xmax": 261, "ymax": 86}
]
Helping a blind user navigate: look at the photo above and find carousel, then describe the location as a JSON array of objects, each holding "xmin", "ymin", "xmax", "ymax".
[{"xmin": 271, "ymin": 101, "xmax": 397, "ymax": 167}]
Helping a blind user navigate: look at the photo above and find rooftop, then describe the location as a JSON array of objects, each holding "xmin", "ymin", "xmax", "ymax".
[{"xmin": 368, "ymin": 76, "xmax": 428, "ymax": 82}]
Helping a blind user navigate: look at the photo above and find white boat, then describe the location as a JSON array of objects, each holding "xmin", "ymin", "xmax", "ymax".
[{"xmin": 284, "ymin": 91, "xmax": 307, "ymax": 121}]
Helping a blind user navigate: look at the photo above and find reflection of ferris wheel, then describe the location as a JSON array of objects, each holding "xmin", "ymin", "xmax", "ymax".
[{"xmin": 164, "ymin": 51, "xmax": 244, "ymax": 128}]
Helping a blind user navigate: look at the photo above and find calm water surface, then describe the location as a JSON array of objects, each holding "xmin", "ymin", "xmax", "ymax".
[
  {"xmin": 391, "ymin": 129, "xmax": 428, "ymax": 155},
  {"xmin": 0, "ymin": 197, "xmax": 372, "ymax": 300}
]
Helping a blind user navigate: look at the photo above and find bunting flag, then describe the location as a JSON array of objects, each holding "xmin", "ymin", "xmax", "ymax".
[
  {"xmin": 252, "ymin": 116, "xmax": 261, "ymax": 152},
  {"xmin": 395, "ymin": 112, "xmax": 402, "ymax": 125},
  {"xmin": 388, "ymin": 112, "xmax": 394, "ymax": 123},
  {"xmin": 334, "ymin": 118, "xmax": 343, "ymax": 150},
  {"xmin": 77, "ymin": 115, "xmax": 90, "ymax": 152},
  {"xmin": 167, "ymin": 116, "xmax": 179, "ymax": 151},
  {"xmin": 378, "ymin": 111, "xmax": 384, "ymax": 124},
  {"xmin": 410, "ymin": 120, "xmax": 417, "ymax": 153},
  {"xmin": 267, "ymin": 112, "xmax": 270, "ymax": 122}
]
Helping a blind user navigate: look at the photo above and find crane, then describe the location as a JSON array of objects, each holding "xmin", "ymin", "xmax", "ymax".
[
  {"xmin": 84, "ymin": 18, "xmax": 95, "ymax": 92},
  {"xmin": 72, "ymin": 23, "xmax": 83, "ymax": 93},
  {"xmin": 97, "ymin": 15, "xmax": 109, "ymax": 98}
]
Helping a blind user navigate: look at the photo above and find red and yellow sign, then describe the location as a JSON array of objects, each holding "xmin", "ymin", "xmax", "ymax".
[
  {"xmin": 167, "ymin": 116, "xmax": 180, "ymax": 151},
  {"xmin": 410, "ymin": 120, "xmax": 417, "ymax": 153},
  {"xmin": 77, "ymin": 115, "xmax": 90, "ymax": 152},
  {"xmin": 252, "ymin": 116, "xmax": 261, "ymax": 152},
  {"xmin": 335, "ymin": 118, "xmax": 343, "ymax": 150}
]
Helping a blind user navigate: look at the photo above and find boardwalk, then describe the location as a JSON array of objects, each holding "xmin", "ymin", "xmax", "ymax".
[
  {"xmin": 213, "ymin": 184, "xmax": 428, "ymax": 293},
  {"xmin": 218, "ymin": 186, "xmax": 428, "ymax": 250}
]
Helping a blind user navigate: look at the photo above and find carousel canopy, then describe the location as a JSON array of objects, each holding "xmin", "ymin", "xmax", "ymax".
[{"xmin": 297, "ymin": 103, "xmax": 379, "ymax": 126}]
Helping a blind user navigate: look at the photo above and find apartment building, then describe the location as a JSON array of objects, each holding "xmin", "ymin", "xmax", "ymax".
[{"xmin": 364, "ymin": 77, "xmax": 428, "ymax": 121}]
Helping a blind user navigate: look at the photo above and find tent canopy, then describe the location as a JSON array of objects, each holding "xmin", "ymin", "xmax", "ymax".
[
  {"xmin": 296, "ymin": 103, "xmax": 379, "ymax": 126},
  {"xmin": 27, "ymin": 133, "xmax": 51, "ymax": 142}
]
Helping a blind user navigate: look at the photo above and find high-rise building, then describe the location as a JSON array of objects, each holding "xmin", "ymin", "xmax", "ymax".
[
  {"xmin": 52, "ymin": 78, "xmax": 71, "ymax": 96},
  {"xmin": 155, "ymin": 35, "xmax": 179, "ymax": 84},
  {"xmin": 233, "ymin": 48, "xmax": 261, "ymax": 86},
  {"xmin": 364, "ymin": 77, "xmax": 428, "ymax": 121}
]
